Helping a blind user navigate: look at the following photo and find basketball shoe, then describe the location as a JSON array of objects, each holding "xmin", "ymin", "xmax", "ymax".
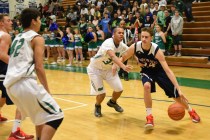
[
  {"xmin": 107, "ymin": 99, "xmax": 124, "ymax": 112},
  {"xmin": 145, "ymin": 114, "xmax": 154, "ymax": 130},
  {"xmin": 0, "ymin": 114, "xmax": 7, "ymax": 122},
  {"xmin": 94, "ymin": 104, "xmax": 102, "ymax": 117},
  {"xmin": 8, "ymin": 127, "xmax": 34, "ymax": 140},
  {"xmin": 188, "ymin": 109, "xmax": 200, "ymax": 123}
]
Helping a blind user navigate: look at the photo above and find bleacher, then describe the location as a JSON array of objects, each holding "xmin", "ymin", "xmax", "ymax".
[
  {"xmin": 166, "ymin": 2, "xmax": 210, "ymax": 68},
  {"xmin": 58, "ymin": 0, "xmax": 210, "ymax": 68}
]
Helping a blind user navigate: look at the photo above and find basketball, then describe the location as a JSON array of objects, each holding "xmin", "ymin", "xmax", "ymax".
[{"xmin": 168, "ymin": 102, "xmax": 185, "ymax": 121}]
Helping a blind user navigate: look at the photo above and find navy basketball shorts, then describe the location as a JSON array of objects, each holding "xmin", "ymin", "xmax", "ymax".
[{"xmin": 141, "ymin": 71, "xmax": 180, "ymax": 98}]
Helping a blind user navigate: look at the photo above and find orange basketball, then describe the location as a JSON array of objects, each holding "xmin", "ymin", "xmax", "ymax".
[{"xmin": 168, "ymin": 102, "xmax": 185, "ymax": 121}]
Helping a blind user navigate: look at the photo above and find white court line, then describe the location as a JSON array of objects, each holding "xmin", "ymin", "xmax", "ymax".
[
  {"xmin": 53, "ymin": 97, "xmax": 87, "ymax": 105},
  {"xmin": 1, "ymin": 97, "xmax": 88, "ymax": 123}
]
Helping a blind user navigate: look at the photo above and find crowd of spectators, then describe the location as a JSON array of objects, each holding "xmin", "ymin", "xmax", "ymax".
[{"xmin": 10, "ymin": 0, "xmax": 198, "ymax": 65}]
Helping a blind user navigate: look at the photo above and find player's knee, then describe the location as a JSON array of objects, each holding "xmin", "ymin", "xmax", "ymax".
[
  {"xmin": 143, "ymin": 82, "xmax": 151, "ymax": 91},
  {"xmin": 46, "ymin": 118, "xmax": 63, "ymax": 130}
]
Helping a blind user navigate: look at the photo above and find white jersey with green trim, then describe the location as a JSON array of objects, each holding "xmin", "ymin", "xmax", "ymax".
[
  {"xmin": 88, "ymin": 38, "xmax": 128, "ymax": 70},
  {"xmin": 4, "ymin": 30, "xmax": 40, "ymax": 88}
]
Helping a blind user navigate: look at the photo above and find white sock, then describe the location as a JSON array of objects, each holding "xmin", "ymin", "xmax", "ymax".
[
  {"xmin": 187, "ymin": 105, "xmax": 192, "ymax": 112},
  {"xmin": 12, "ymin": 119, "xmax": 21, "ymax": 133},
  {"xmin": 146, "ymin": 108, "xmax": 152, "ymax": 116}
]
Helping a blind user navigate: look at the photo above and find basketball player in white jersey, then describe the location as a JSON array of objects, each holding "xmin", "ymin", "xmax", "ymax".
[
  {"xmin": 0, "ymin": 14, "xmax": 34, "ymax": 139},
  {"xmin": 87, "ymin": 27, "xmax": 133, "ymax": 117},
  {"xmin": 4, "ymin": 8, "xmax": 64, "ymax": 140}
]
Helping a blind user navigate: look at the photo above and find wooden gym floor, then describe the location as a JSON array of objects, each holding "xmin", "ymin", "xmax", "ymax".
[{"xmin": 1, "ymin": 60, "xmax": 210, "ymax": 140}]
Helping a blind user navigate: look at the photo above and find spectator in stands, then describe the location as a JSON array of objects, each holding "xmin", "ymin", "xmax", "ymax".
[
  {"xmin": 90, "ymin": 4, "xmax": 95, "ymax": 16},
  {"xmin": 164, "ymin": 9, "xmax": 173, "ymax": 56},
  {"xmin": 66, "ymin": 9, "xmax": 77, "ymax": 25},
  {"xmin": 153, "ymin": 24, "xmax": 166, "ymax": 53},
  {"xmin": 118, "ymin": 20, "xmax": 133, "ymax": 81},
  {"xmin": 153, "ymin": 2, "xmax": 159, "ymax": 15},
  {"xmin": 143, "ymin": 15, "xmax": 153, "ymax": 28},
  {"xmin": 108, "ymin": 12, "xmax": 121, "ymax": 33},
  {"xmin": 80, "ymin": 5, "xmax": 89, "ymax": 15},
  {"xmin": 92, "ymin": 16, "xmax": 99, "ymax": 27},
  {"xmin": 140, "ymin": 0, "xmax": 148, "ymax": 16},
  {"xmin": 157, "ymin": 4, "xmax": 166, "ymax": 28},
  {"xmin": 85, "ymin": 10, "xmax": 94, "ymax": 22},
  {"xmin": 38, "ymin": 3, "xmax": 43, "ymax": 16},
  {"xmin": 131, "ymin": 11, "xmax": 144, "ymax": 40},
  {"xmin": 99, "ymin": 12, "xmax": 111, "ymax": 39},
  {"xmin": 183, "ymin": 0, "xmax": 195, "ymax": 22},
  {"xmin": 171, "ymin": 10, "xmax": 184, "ymax": 57},
  {"xmin": 94, "ymin": 6, "xmax": 101, "ymax": 19},
  {"xmin": 149, "ymin": 2, "xmax": 155, "ymax": 14},
  {"xmin": 121, "ymin": 0, "xmax": 130, "ymax": 10},
  {"xmin": 87, "ymin": 26, "xmax": 97, "ymax": 58},
  {"xmin": 169, "ymin": 4, "xmax": 176, "ymax": 17},
  {"xmin": 124, "ymin": 12, "xmax": 133, "ymax": 30},
  {"xmin": 174, "ymin": 0, "xmax": 185, "ymax": 16}
]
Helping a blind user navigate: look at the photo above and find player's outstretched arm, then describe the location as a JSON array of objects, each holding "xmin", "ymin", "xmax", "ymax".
[{"xmin": 107, "ymin": 50, "xmax": 133, "ymax": 73}]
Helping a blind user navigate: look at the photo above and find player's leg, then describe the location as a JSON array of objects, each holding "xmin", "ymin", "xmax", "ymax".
[
  {"xmin": 141, "ymin": 73, "xmax": 155, "ymax": 130},
  {"xmin": 106, "ymin": 70, "xmax": 124, "ymax": 113},
  {"xmin": 0, "ymin": 83, "xmax": 8, "ymax": 121},
  {"xmin": 156, "ymin": 72, "xmax": 200, "ymax": 123},
  {"xmin": 8, "ymin": 109, "xmax": 34, "ymax": 139},
  {"xmin": 36, "ymin": 118, "xmax": 63, "ymax": 140},
  {"xmin": 87, "ymin": 66, "xmax": 105, "ymax": 117}
]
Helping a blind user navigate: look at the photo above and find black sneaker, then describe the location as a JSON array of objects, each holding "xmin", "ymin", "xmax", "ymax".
[
  {"xmin": 94, "ymin": 104, "xmax": 102, "ymax": 117},
  {"xmin": 107, "ymin": 99, "xmax": 124, "ymax": 112},
  {"xmin": 124, "ymin": 77, "xmax": 129, "ymax": 81}
]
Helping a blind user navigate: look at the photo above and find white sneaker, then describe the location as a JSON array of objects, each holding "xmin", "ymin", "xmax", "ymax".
[
  {"xmin": 79, "ymin": 61, "xmax": 82, "ymax": 64},
  {"xmin": 177, "ymin": 52, "xmax": 182, "ymax": 57},
  {"xmin": 50, "ymin": 62, "xmax": 57, "ymax": 65},
  {"xmin": 66, "ymin": 64, "xmax": 72, "ymax": 67}
]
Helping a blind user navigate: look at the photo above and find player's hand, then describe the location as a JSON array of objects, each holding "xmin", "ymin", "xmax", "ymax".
[
  {"xmin": 123, "ymin": 65, "xmax": 133, "ymax": 73},
  {"xmin": 179, "ymin": 91, "xmax": 188, "ymax": 103}
]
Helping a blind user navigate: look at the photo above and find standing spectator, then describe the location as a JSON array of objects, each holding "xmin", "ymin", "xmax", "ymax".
[
  {"xmin": 99, "ymin": 12, "xmax": 111, "ymax": 39},
  {"xmin": 87, "ymin": 26, "xmax": 97, "ymax": 58},
  {"xmin": 118, "ymin": 20, "xmax": 133, "ymax": 81},
  {"xmin": 157, "ymin": 4, "xmax": 166, "ymax": 27},
  {"xmin": 171, "ymin": 10, "xmax": 184, "ymax": 57},
  {"xmin": 183, "ymin": 0, "xmax": 195, "ymax": 22},
  {"xmin": 108, "ymin": 13, "xmax": 121, "ymax": 32},
  {"xmin": 66, "ymin": 27, "xmax": 74, "ymax": 66},
  {"xmin": 174, "ymin": 0, "xmax": 185, "ymax": 16},
  {"xmin": 96, "ymin": 25, "xmax": 105, "ymax": 50},
  {"xmin": 74, "ymin": 28, "xmax": 84, "ymax": 64},
  {"xmin": 164, "ymin": 9, "xmax": 173, "ymax": 56},
  {"xmin": 153, "ymin": 24, "xmax": 166, "ymax": 52}
]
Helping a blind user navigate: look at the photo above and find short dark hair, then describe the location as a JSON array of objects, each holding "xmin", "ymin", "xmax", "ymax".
[
  {"xmin": 141, "ymin": 27, "xmax": 154, "ymax": 36},
  {"xmin": 20, "ymin": 8, "xmax": 41, "ymax": 29},
  {"xmin": 0, "ymin": 14, "xmax": 8, "ymax": 21}
]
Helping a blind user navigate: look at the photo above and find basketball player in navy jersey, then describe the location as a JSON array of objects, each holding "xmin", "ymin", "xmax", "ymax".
[
  {"xmin": 0, "ymin": 13, "xmax": 34, "ymax": 140},
  {"xmin": 119, "ymin": 27, "xmax": 200, "ymax": 130}
]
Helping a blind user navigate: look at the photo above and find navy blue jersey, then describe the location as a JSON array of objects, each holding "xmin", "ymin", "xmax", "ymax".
[{"xmin": 134, "ymin": 41, "xmax": 164, "ymax": 75}]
